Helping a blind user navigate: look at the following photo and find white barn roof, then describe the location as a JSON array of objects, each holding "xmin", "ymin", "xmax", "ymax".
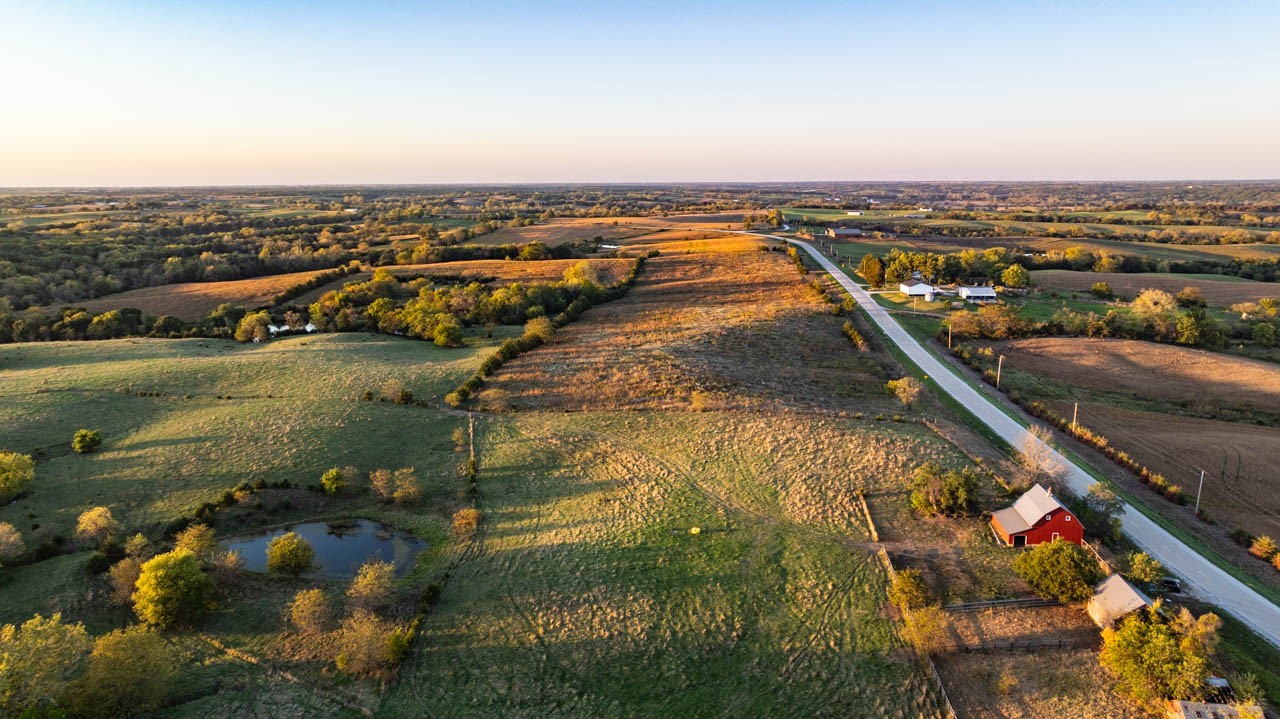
[{"xmin": 992, "ymin": 484, "xmax": 1066, "ymax": 534}]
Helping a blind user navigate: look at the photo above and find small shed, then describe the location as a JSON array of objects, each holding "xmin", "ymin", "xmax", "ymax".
[
  {"xmin": 1166, "ymin": 700, "xmax": 1264, "ymax": 719},
  {"xmin": 990, "ymin": 484, "xmax": 1083, "ymax": 547},
  {"xmin": 959, "ymin": 285, "xmax": 998, "ymax": 302},
  {"xmin": 1087, "ymin": 575, "xmax": 1152, "ymax": 628},
  {"xmin": 899, "ymin": 279, "xmax": 934, "ymax": 297}
]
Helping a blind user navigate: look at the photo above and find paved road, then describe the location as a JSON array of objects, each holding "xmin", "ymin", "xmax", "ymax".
[{"xmin": 764, "ymin": 233, "xmax": 1280, "ymax": 647}]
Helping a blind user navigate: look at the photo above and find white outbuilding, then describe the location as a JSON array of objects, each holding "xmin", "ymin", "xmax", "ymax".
[
  {"xmin": 899, "ymin": 279, "xmax": 934, "ymax": 297},
  {"xmin": 959, "ymin": 286, "xmax": 998, "ymax": 302}
]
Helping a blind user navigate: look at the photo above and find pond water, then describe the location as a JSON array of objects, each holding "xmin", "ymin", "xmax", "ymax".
[{"xmin": 221, "ymin": 519, "xmax": 427, "ymax": 579}]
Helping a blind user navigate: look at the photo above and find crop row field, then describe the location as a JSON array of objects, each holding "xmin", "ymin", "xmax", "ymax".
[{"xmin": 1031, "ymin": 270, "xmax": 1278, "ymax": 307}]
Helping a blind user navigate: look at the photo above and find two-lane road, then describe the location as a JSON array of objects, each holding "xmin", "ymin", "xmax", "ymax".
[{"xmin": 765, "ymin": 233, "xmax": 1280, "ymax": 648}]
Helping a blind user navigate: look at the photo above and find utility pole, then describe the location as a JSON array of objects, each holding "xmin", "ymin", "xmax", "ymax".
[
  {"xmin": 1071, "ymin": 402, "xmax": 1079, "ymax": 432},
  {"xmin": 996, "ymin": 354, "xmax": 1005, "ymax": 389},
  {"xmin": 947, "ymin": 321, "xmax": 953, "ymax": 349},
  {"xmin": 1194, "ymin": 469, "xmax": 1206, "ymax": 515}
]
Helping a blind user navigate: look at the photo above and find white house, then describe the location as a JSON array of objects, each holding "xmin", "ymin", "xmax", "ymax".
[
  {"xmin": 899, "ymin": 279, "xmax": 934, "ymax": 297},
  {"xmin": 845, "ymin": 210, "xmax": 864, "ymax": 216},
  {"xmin": 959, "ymin": 286, "xmax": 998, "ymax": 302}
]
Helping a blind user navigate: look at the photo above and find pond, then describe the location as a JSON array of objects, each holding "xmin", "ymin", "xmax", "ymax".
[{"xmin": 221, "ymin": 519, "xmax": 427, "ymax": 579}]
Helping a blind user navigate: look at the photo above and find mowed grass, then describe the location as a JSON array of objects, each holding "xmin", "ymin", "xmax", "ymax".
[
  {"xmin": 379, "ymin": 410, "xmax": 957, "ymax": 719},
  {"xmin": 0, "ymin": 332, "xmax": 502, "ymax": 538}
]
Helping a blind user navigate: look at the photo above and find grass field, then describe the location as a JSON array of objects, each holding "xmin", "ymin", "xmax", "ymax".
[
  {"xmin": 830, "ymin": 234, "xmax": 1280, "ymax": 266},
  {"xmin": 54, "ymin": 269, "xmax": 341, "ymax": 321},
  {"xmin": 1032, "ymin": 270, "xmax": 1280, "ymax": 306}
]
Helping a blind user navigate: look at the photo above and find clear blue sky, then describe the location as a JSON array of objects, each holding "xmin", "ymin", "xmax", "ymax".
[{"xmin": 1, "ymin": 0, "xmax": 1276, "ymax": 185}]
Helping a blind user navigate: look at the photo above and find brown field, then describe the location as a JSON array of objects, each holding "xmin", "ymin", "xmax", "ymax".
[
  {"xmin": 472, "ymin": 213, "xmax": 752, "ymax": 248},
  {"xmin": 994, "ymin": 337, "xmax": 1280, "ymax": 411},
  {"xmin": 1048, "ymin": 400, "xmax": 1280, "ymax": 538},
  {"xmin": 59, "ymin": 268, "xmax": 337, "ymax": 321},
  {"xmin": 474, "ymin": 236, "xmax": 897, "ymax": 413},
  {"xmin": 288, "ymin": 258, "xmax": 635, "ymax": 307},
  {"xmin": 1032, "ymin": 269, "xmax": 1279, "ymax": 306},
  {"xmin": 936, "ymin": 606, "xmax": 1151, "ymax": 718}
]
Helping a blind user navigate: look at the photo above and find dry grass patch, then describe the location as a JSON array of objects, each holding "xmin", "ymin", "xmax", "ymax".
[
  {"xmin": 64, "ymin": 269, "xmax": 338, "ymax": 321},
  {"xmin": 994, "ymin": 337, "xmax": 1280, "ymax": 410},
  {"xmin": 476, "ymin": 243, "xmax": 893, "ymax": 412},
  {"xmin": 1032, "ymin": 269, "xmax": 1277, "ymax": 306}
]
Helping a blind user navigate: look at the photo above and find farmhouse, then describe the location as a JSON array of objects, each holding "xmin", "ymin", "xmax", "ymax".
[
  {"xmin": 959, "ymin": 285, "xmax": 998, "ymax": 302},
  {"xmin": 1086, "ymin": 574, "xmax": 1152, "ymax": 629},
  {"xmin": 826, "ymin": 227, "xmax": 864, "ymax": 238},
  {"xmin": 845, "ymin": 210, "xmax": 864, "ymax": 216},
  {"xmin": 899, "ymin": 279, "xmax": 934, "ymax": 297},
  {"xmin": 990, "ymin": 484, "xmax": 1083, "ymax": 547}
]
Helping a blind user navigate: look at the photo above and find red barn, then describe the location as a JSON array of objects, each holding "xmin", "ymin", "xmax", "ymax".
[{"xmin": 990, "ymin": 484, "xmax": 1083, "ymax": 547}]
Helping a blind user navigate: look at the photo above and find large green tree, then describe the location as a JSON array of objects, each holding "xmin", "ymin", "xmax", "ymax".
[
  {"xmin": 1012, "ymin": 538, "xmax": 1102, "ymax": 602},
  {"xmin": 0, "ymin": 613, "xmax": 91, "ymax": 716},
  {"xmin": 858, "ymin": 254, "xmax": 885, "ymax": 287},
  {"xmin": 132, "ymin": 549, "xmax": 215, "ymax": 628},
  {"xmin": 69, "ymin": 626, "xmax": 176, "ymax": 718},
  {"xmin": 1100, "ymin": 605, "xmax": 1220, "ymax": 704},
  {"xmin": 0, "ymin": 452, "xmax": 35, "ymax": 502}
]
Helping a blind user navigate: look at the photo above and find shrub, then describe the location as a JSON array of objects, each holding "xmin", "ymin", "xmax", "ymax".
[
  {"xmin": 887, "ymin": 568, "xmax": 931, "ymax": 611},
  {"xmin": 1090, "ymin": 282, "xmax": 1114, "ymax": 299},
  {"xmin": 74, "ymin": 507, "xmax": 120, "ymax": 546},
  {"xmin": 320, "ymin": 466, "xmax": 356, "ymax": 497},
  {"xmin": 71, "ymin": 429, "xmax": 102, "ymax": 454},
  {"xmin": 174, "ymin": 523, "xmax": 217, "ymax": 561},
  {"xmin": 334, "ymin": 610, "xmax": 404, "ymax": 677},
  {"xmin": 899, "ymin": 605, "xmax": 952, "ymax": 658},
  {"xmin": 133, "ymin": 549, "xmax": 215, "ymax": 628},
  {"xmin": 909, "ymin": 462, "xmax": 980, "ymax": 517},
  {"xmin": 1248, "ymin": 535, "xmax": 1277, "ymax": 561},
  {"xmin": 886, "ymin": 376, "xmax": 924, "ymax": 409},
  {"xmin": 347, "ymin": 560, "xmax": 395, "ymax": 611},
  {"xmin": 266, "ymin": 532, "xmax": 314, "ymax": 577},
  {"xmin": 69, "ymin": 625, "xmax": 175, "ymax": 718},
  {"xmin": 1013, "ymin": 539, "xmax": 1102, "ymax": 603},
  {"xmin": 0, "ymin": 522, "xmax": 24, "ymax": 564},
  {"xmin": 451, "ymin": 508, "xmax": 481, "ymax": 541},
  {"xmin": 108, "ymin": 557, "xmax": 143, "ymax": 606},
  {"xmin": 1123, "ymin": 551, "xmax": 1165, "ymax": 586},
  {"xmin": 0, "ymin": 452, "xmax": 35, "ymax": 503},
  {"xmin": 289, "ymin": 588, "xmax": 331, "ymax": 634}
]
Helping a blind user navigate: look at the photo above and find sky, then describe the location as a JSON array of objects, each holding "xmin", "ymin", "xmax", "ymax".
[{"xmin": 1, "ymin": 0, "xmax": 1277, "ymax": 185}]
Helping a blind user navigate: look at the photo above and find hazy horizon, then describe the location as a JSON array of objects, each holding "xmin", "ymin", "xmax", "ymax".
[{"xmin": 3, "ymin": 0, "xmax": 1277, "ymax": 186}]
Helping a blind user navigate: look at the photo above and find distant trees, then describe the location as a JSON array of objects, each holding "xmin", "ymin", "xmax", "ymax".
[
  {"xmin": 132, "ymin": 549, "xmax": 215, "ymax": 628},
  {"xmin": 858, "ymin": 254, "xmax": 885, "ymax": 287},
  {"xmin": 0, "ymin": 452, "xmax": 35, "ymax": 502},
  {"xmin": 1000, "ymin": 263, "xmax": 1031, "ymax": 288},
  {"xmin": 266, "ymin": 532, "xmax": 315, "ymax": 577},
  {"xmin": 1100, "ymin": 605, "xmax": 1221, "ymax": 704},
  {"xmin": 234, "ymin": 310, "xmax": 272, "ymax": 343},
  {"xmin": 72, "ymin": 429, "xmax": 102, "ymax": 454},
  {"xmin": 1131, "ymin": 289, "xmax": 1179, "ymax": 341},
  {"xmin": 1013, "ymin": 538, "xmax": 1102, "ymax": 603},
  {"xmin": 910, "ymin": 462, "xmax": 980, "ymax": 517},
  {"xmin": 886, "ymin": 376, "xmax": 924, "ymax": 409}
]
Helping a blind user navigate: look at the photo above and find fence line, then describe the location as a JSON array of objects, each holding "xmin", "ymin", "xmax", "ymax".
[
  {"xmin": 963, "ymin": 638, "xmax": 1075, "ymax": 654},
  {"xmin": 857, "ymin": 489, "xmax": 879, "ymax": 542},
  {"xmin": 878, "ymin": 549, "xmax": 959, "ymax": 719},
  {"xmin": 1082, "ymin": 539, "xmax": 1114, "ymax": 576},
  {"xmin": 944, "ymin": 597, "xmax": 1059, "ymax": 613}
]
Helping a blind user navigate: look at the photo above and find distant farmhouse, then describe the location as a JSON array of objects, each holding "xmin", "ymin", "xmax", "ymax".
[
  {"xmin": 990, "ymin": 484, "xmax": 1082, "ymax": 547},
  {"xmin": 826, "ymin": 227, "xmax": 864, "ymax": 239},
  {"xmin": 845, "ymin": 210, "xmax": 864, "ymax": 216},
  {"xmin": 959, "ymin": 285, "xmax": 998, "ymax": 302},
  {"xmin": 1087, "ymin": 575, "xmax": 1152, "ymax": 629}
]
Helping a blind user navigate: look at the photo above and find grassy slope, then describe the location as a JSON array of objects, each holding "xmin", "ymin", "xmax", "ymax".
[{"xmin": 381, "ymin": 410, "xmax": 958, "ymax": 718}]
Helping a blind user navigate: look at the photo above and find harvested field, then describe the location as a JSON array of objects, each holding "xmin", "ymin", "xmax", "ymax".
[
  {"xmin": 471, "ymin": 222, "xmax": 645, "ymax": 247},
  {"xmin": 1032, "ymin": 269, "xmax": 1279, "ymax": 306},
  {"xmin": 58, "ymin": 268, "xmax": 338, "ymax": 321},
  {"xmin": 936, "ymin": 606, "xmax": 1150, "ymax": 718},
  {"xmin": 1047, "ymin": 400, "xmax": 1280, "ymax": 537},
  {"xmin": 288, "ymin": 258, "xmax": 635, "ymax": 306},
  {"xmin": 994, "ymin": 337, "xmax": 1280, "ymax": 411},
  {"xmin": 474, "ymin": 239, "xmax": 895, "ymax": 412}
]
